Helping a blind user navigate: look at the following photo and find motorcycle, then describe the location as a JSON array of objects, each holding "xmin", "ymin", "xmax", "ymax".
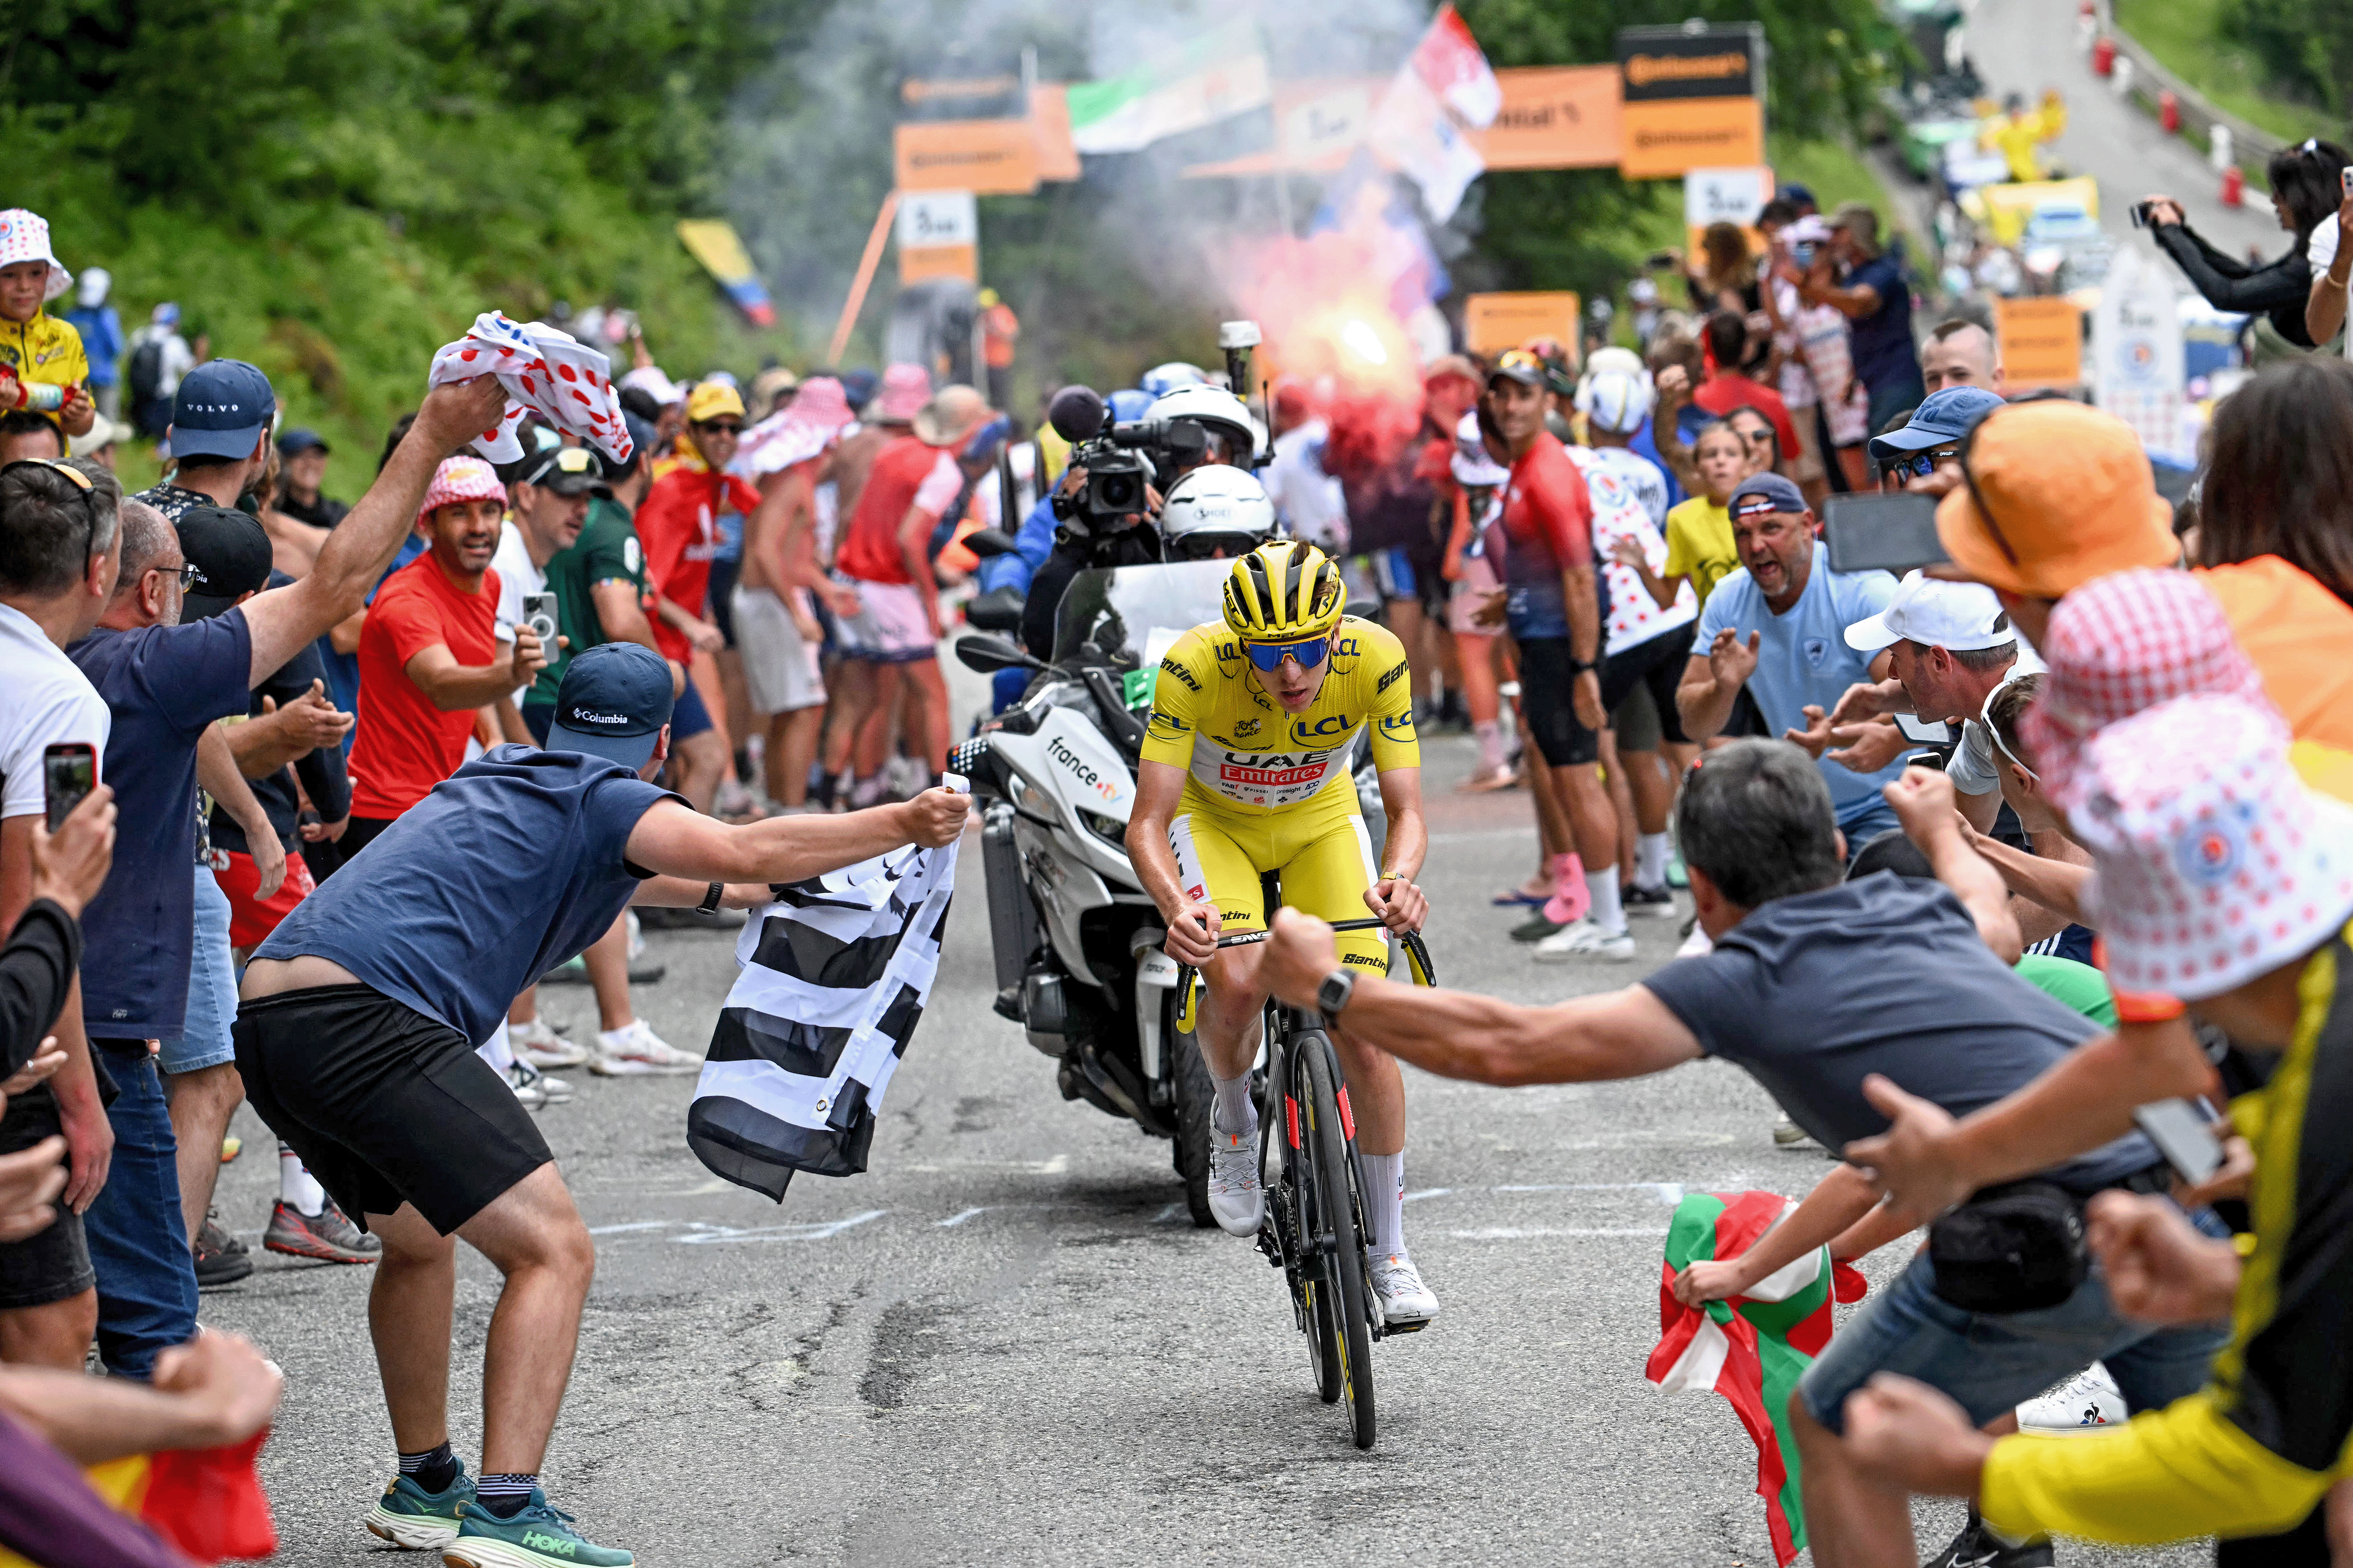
[{"xmin": 949, "ymin": 558, "xmax": 1387, "ymax": 1226}]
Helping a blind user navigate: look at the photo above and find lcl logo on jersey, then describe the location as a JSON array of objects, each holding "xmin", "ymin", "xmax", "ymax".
[{"xmin": 1291, "ymin": 714, "xmax": 1350, "ymax": 743}]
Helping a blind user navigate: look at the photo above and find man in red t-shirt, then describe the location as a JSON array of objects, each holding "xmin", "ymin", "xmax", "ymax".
[
  {"xmin": 635, "ymin": 381, "xmax": 757, "ymax": 812},
  {"xmin": 827, "ymin": 384, "xmax": 987, "ymax": 804},
  {"xmin": 345, "ymin": 456, "xmax": 548, "ymax": 854},
  {"xmin": 1688, "ymin": 309, "xmax": 1802, "ymax": 474}
]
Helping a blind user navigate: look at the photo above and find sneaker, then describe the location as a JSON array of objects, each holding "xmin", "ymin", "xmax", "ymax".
[
  {"xmin": 1455, "ymin": 763, "xmax": 1518, "ymax": 793},
  {"xmin": 1368, "ymin": 1251, "xmax": 1440, "ymax": 1329},
  {"xmin": 219, "ymin": 1134, "xmax": 242, "ymax": 1163},
  {"xmin": 1532, "ymin": 920, "xmax": 1636, "ymax": 963},
  {"xmin": 1674, "ymin": 922, "xmax": 1713, "ymax": 958},
  {"xmin": 1510, "ymin": 911, "xmax": 1568, "ymax": 944},
  {"xmin": 1205, "ymin": 1122, "xmax": 1264, "ymax": 1237},
  {"xmin": 714, "ymin": 776, "xmax": 762, "ymax": 819},
  {"xmin": 1925, "ymin": 1511, "xmax": 2053, "ymax": 1568},
  {"xmin": 193, "ymin": 1211, "xmax": 253, "ymax": 1288},
  {"xmin": 1622, "ymin": 883, "xmax": 1677, "ymax": 918},
  {"xmin": 265, "ymin": 1198, "xmax": 382, "ymax": 1263},
  {"xmin": 365, "ymin": 1463, "xmax": 474, "ymax": 1552},
  {"xmin": 511, "ymin": 1019, "xmax": 588, "ymax": 1070},
  {"xmin": 508, "ymin": 1060, "xmax": 570, "ymax": 1106},
  {"xmin": 2016, "ymin": 1362, "xmax": 2126, "ymax": 1435},
  {"xmin": 443, "ymin": 1488, "xmax": 633, "ymax": 1568},
  {"xmin": 1665, "ymin": 852, "xmax": 1689, "ymax": 890},
  {"xmin": 1772, "ymin": 1116, "xmax": 1814, "ymax": 1148},
  {"xmin": 589, "ymin": 1020, "xmax": 703, "ymax": 1076}
]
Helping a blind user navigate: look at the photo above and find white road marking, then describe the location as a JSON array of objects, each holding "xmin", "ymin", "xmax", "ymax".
[{"xmin": 1450, "ymin": 1227, "xmax": 1672, "ymax": 1239}]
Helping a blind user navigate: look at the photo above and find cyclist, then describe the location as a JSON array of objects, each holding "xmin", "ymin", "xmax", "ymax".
[{"xmin": 1126, "ymin": 540, "xmax": 1439, "ymax": 1327}]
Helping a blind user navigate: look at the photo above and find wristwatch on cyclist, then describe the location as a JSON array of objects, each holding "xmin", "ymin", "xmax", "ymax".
[{"xmin": 1316, "ymin": 968, "xmax": 1356, "ymax": 1019}]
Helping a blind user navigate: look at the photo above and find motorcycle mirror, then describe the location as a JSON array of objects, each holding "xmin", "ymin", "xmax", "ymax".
[
  {"xmin": 1047, "ymin": 385, "xmax": 1108, "ymax": 444},
  {"xmin": 965, "ymin": 585, "xmax": 1025, "ymax": 632},
  {"xmin": 954, "ymin": 631, "xmax": 1044, "ymax": 674},
  {"xmin": 964, "ymin": 527, "xmax": 1020, "ymax": 560}
]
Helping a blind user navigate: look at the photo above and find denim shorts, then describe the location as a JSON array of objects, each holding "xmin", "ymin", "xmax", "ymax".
[
  {"xmin": 159, "ymin": 865, "xmax": 237, "ymax": 1075},
  {"xmin": 1797, "ymin": 1208, "xmax": 2232, "ymax": 1435}
]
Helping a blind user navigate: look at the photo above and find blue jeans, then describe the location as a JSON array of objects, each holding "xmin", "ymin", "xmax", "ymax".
[
  {"xmin": 1797, "ymin": 1210, "xmax": 2231, "ymax": 1434},
  {"xmin": 160, "ymin": 865, "xmax": 237, "ymax": 1075},
  {"xmin": 1835, "ymin": 795, "xmax": 1904, "ymax": 864},
  {"xmin": 81, "ymin": 1044, "xmax": 197, "ymax": 1379}
]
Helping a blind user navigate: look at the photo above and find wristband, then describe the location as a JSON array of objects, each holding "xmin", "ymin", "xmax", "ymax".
[{"xmin": 697, "ymin": 880, "xmax": 725, "ymax": 914}]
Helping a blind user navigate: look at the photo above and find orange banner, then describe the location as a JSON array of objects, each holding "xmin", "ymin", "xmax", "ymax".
[
  {"xmin": 899, "ymin": 244, "xmax": 979, "ymax": 287},
  {"xmin": 1995, "ymin": 296, "xmax": 2084, "ymax": 389},
  {"xmin": 1029, "ymin": 86, "xmax": 1081, "ymax": 182},
  {"xmin": 1464, "ymin": 292, "xmax": 1583, "ymax": 359},
  {"xmin": 1470, "ymin": 66, "xmax": 1622, "ymax": 171},
  {"xmin": 1620, "ymin": 97, "xmax": 1764, "ymax": 180},
  {"xmin": 894, "ymin": 121, "xmax": 1039, "ymax": 195}
]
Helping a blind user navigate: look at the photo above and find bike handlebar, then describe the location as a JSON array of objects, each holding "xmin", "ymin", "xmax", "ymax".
[{"xmin": 1169, "ymin": 920, "xmax": 1436, "ymax": 1031}]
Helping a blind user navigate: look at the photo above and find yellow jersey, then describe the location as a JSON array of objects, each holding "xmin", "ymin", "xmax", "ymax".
[
  {"xmin": 1141, "ymin": 615, "xmax": 1420, "ymax": 812},
  {"xmin": 0, "ymin": 311, "xmax": 87, "ymax": 429}
]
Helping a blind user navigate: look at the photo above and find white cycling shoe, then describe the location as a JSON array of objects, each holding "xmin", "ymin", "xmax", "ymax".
[
  {"xmin": 1369, "ymin": 1251, "xmax": 1440, "ymax": 1329},
  {"xmin": 1206, "ymin": 1123, "xmax": 1265, "ymax": 1237}
]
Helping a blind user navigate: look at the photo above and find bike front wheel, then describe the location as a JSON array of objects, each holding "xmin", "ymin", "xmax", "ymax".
[{"xmin": 1300, "ymin": 1034, "xmax": 1375, "ymax": 1449}]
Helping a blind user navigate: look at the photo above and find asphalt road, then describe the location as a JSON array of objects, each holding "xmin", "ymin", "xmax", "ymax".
[{"xmin": 196, "ymin": 729, "xmax": 2208, "ymax": 1566}]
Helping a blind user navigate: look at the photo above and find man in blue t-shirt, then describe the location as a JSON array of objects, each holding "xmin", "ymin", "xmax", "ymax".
[
  {"xmin": 1675, "ymin": 473, "xmax": 1906, "ymax": 850},
  {"xmin": 1807, "ymin": 202, "xmax": 1925, "ymax": 440},
  {"xmin": 66, "ymin": 372, "xmax": 512, "ymax": 1381},
  {"xmin": 233, "ymin": 641, "xmax": 966, "ymax": 1568}
]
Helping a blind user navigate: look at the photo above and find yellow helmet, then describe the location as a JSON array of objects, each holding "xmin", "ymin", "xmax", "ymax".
[{"xmin": 1221, "ymin": 540, "xmax": 1347, "ymax": 642}]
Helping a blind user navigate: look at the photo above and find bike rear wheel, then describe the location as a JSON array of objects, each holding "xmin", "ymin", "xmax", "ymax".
[{"xmin": 1300, "ymin": 1035, "xmax": 1376, "ymax": 1449}]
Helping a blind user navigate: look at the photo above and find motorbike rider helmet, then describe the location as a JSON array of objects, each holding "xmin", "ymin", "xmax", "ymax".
[
  {"xmin": 1107, "ymin": 387, "xmax": 1155, "ymax": 423},
  {"xmin": 1148, "ymin": 383, "xmax": 1266, "ymax": 467},
  {"xmin": 1139, "ymin": 361, "xmax": 1209, "ymax": 397},
  {"xmin": 1222, "ymin": 539, "xmax": 1347, "ymax": 643},
  {"xmin": 1161, "ymin": 464, "xmax": 1277, "ymax": 561}
]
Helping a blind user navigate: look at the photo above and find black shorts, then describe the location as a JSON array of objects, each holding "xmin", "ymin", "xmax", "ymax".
[
  {"xmin": 234, "ymin": 984, "xmax": 551, "ymax": 1237},
  {"xmin": 339, "ymin": 815, "xmax": 397, "ymax": 863},
  {"xmin": 1720, "ymin": 684, "xmax": 1769, "ymax": 738},
  {"xmin": 0, "ymin": 1088, "xmax": 92, "ymax": 1308},
  {"xmin": 707, "ymin": 555, "xmax": 741, "ymax": 646},
  {"xmin": 1518, "ymin": 637, "xmax": 1600, "ymax": 768},
  {"xmin": 1599, "ymin": 623, "xmax": 1695, "ymax": 750}
]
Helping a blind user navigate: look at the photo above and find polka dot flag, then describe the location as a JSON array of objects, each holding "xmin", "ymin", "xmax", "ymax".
[{"xmin": 428, "ymin": 312, "xmax": 633, "ymax": 466}]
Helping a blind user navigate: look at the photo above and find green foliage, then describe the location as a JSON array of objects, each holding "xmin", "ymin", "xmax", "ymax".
[
  {"xmin": 2118, "ymin": 0, "xmax": 2346, "ymax": 146},
  {"xmin": 2217, "ymin": 0, "xmax": 2353, "ymax": 120}
]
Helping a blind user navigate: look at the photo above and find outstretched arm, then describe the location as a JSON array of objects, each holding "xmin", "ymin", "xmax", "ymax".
[{"xmin": 624, "ymin": 788, "xmax": 966, "ymax": 886}]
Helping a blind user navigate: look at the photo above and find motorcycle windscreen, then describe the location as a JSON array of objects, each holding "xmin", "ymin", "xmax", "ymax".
[{"xmin": 1052, "ymin": 559, "xmax": 1232, "ymax": 670}]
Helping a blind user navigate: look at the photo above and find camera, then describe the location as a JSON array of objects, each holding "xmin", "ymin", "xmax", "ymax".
[
  {"xmin": 2130, "ymin": 200, "xmax": 2154, "ymax": 229},
  {"xmin": 1044, "ymin": 386, "xmax": 1210, "ymax": 536}
]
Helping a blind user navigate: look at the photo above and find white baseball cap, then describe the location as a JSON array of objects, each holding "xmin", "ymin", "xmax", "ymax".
[{"xmin": 1843, "ymin": 569, "xmax": 2016, "ymax": 653}]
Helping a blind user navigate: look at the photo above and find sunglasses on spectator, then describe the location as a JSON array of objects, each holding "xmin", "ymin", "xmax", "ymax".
[
  {"xmin": 1244, "ymin": 636, "xmax": 1330, "ymax": 672},
  {"xmin": 696, "ymin": 420, "xmax": 743, "ymax": 436},
  {"xmin": 521, "ymin": 445, "xmax": 598, "ymax": 487},
  {"xmin": 1, "ymin": 458, "xmax": 100, "ymax": 562},
  {"xmin": 154, "ymin": 561, "xmax": 200, "ymax": 590},
  {"xmin": 1895, "ymin": 445, "xmax": 1961, "ymax": 482}
]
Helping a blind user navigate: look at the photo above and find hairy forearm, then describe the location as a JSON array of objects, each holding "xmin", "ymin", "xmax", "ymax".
[
  {"xmin": 1974, "ymin": 832, "xmax": 2090, "ymax": 923},
  {"xmin": 1945, "ymin": 1021, "xmax": 2212, "ymax": 1190},
  {"xmin": 197, "ymin": 725, "xmax": 275, "ymax": 847},
  {"xmin": 1338, "ymin": 980, "xmax": 1579, "ymax": 1087},
  {"xmin": 0, "ymin": 1366, "xmax": 231, "ymax": 1464},
  {"xmin": 1561, "ymin": 566, "xmax": 1599, "ymax": 664},
  {"xmin": 1679, "ymin": 674, "xmax": 1736, "ymax": 742},
  {"xmin": 630, "ymin": 876, "xmax": 773, "ymax": 910},
  {"xmin": 1729, "ymin": 1163, "xmax": 1882, "ymax": 1289},
  {"xmin": 226, "ymin": 709, "xmax": 313, "ymax": 776}
]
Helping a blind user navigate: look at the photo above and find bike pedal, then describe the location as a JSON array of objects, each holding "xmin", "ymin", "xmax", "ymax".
[{"xmin": 1380, "ymin": 1318, "xmax": 1431, "ymax": 1335}]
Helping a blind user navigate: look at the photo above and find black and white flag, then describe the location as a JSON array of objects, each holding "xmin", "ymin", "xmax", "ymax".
[{"xmin": 686, "ymin": 833, "xmax": 958, "ymax": 1200}]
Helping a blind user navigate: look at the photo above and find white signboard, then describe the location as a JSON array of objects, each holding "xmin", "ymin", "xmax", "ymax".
[
  {"xmin": 1683, "ymin": 166, "xmax": 1773, "ymax": 231},
  {"xmin": 1282, "ymin": 84, "xmax": 1374, "ymax": 165},
  {"xmin": 895, "ymin": 189, "xmax": 977, "ymax": 250},
  {"xmin": 2093, "ymin": 244, "xmax": 2188, "ymax": 463}
]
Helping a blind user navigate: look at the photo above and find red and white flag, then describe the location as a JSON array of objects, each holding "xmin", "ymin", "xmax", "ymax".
[{"xmin": 1368, "ymin": 5, "xmax": 1500, "ymax": 223}]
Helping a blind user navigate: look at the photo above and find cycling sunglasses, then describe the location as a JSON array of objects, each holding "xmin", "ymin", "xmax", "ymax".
[
  {"xmin": 1243, "ymin": 635, "xmax": 1330, "ymax": 672},
  {"xmin": 521, "ymin": 444, "xmax": 599, "ymax": 487},
  {"xmin": 1895, "ymin": 444, "xmax": 1961, "ymax": 482}
]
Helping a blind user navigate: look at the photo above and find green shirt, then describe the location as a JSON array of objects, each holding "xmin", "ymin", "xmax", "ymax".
[
  {"xmin": 531, "ymin": 496, "xmax": 648, "ymax": 708},
  {"xmin": 2011, "ymin": 954, "xmax": 2118, "ymax": 1029}
]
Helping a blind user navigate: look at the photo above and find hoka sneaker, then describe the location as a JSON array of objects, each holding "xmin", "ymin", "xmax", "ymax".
[
  {"xmin": 589, "ymin": 1020, "xmax": 702, "ymax": 1076},
  {"xmin": 1205, "ymin": 1122, "xmax": 1264, "ymax": 1237},
  {"xmin": 1532, "ymin": 920, "xmax": 1637, "ymax": 963},
  {"xmin": 366, "ymin": 1463, "xmax": 473, "ymax": 1551},
  {"xmin": 265, "ymin": 1198, "xmax": 382, "ymax": 1263},
  {"xmin": 1369, "ymin": 1251, "xmax": 1440, "ymax": 1329},
  {"xmin": 444, "ymin": 1491, "xmax": 633, "ymax": 1567},
  {"xmin": 512, "ymin": 1019, "xmax": 588, "ymax": 1070}
]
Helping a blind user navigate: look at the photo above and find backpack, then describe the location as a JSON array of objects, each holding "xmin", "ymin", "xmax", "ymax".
[{"xmin": 127, "ymin": 335, "xmax": 166, "ymax": 406}]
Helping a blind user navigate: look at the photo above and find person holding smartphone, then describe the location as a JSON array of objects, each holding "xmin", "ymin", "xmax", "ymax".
[{"xmin": 2143, "ymin": 138, "xmax": 2351, "ymax": 353}]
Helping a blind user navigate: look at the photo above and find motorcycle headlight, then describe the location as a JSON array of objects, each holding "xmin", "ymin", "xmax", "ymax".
[{"xmin": 1080, "ymin": 808, "xmax": 1129, "ymax": 847}]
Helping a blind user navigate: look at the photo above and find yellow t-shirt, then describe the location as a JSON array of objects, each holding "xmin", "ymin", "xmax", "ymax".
[
  {"xmin": 1662, "ymin": 497, "xmax": 1739, "ymax": 609},
  {"xmin": 0, "ymin": 310, "xmax": 87, "ymax": 429},
  {"xmin": 1141, "ymin": 615, "xmax": 1419, "ymax": 812}
]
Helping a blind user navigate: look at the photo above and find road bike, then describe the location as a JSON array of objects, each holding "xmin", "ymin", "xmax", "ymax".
[{"xmin": 1172, "ymin": 907, "xmax": 1436, "ymax": 1450}]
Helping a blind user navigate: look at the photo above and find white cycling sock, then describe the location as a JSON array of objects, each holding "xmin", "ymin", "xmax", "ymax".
[
  {"xmin": 1636, "ymin": 832, "xmax": 1671, "ymax": 889},
  {"xmin": 1210, "ymin": 1069, "xmax": 1257, "ymax": 1136},
  {"xmin": 1357, "ymin": 1151, "xmax": 1405, "ymax": 1258},
  {"xmin": 278, "ymin": 1145, "xmax": 328, "ymax": 1217},
  {"xmin": 1474, "ymin": 719, "xmax": 1507, "ymax": 771},
  {"xmin": 1585, "ymin": 869, "xmax": 1626, "ymax": 934}
]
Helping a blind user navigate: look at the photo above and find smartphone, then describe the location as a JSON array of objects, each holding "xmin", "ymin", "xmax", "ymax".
[
  {"xmin": 1892, "ymin": 713, "xmax": 1955, "ymax": 745},
  {"xmin": 1822, "ymin": 491, "xmax": 1950, "ymax": 575},
  {"xmin": 1644, "ymin": 249, "xmax": 1679, "ymax": 268},
  {"xmin": 2134, "ymin": 1097, "xmax": 2224, "ymax": 1187},
  {"xmin": 2129, "ymin": 199, "xmax": 2153, "ymax": 229},
  {"xmin": 2342, "ymin": 167, "xmax": 2353, "ymax": 198},
  {"xmin": 43, "ymin": 742, "xmax": 94, "ymax": 832},
  {"xmin": 522, "ymin": 592, "xmax": 559, "ymax": 645}
]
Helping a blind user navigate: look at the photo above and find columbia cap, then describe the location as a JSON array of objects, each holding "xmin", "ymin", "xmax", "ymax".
[
  {"xmin": 1866, "ymin": 386, "xmax": 2005, "ymax": 463},
  {"xmin": 1844, "ymin": 569, "xmax": 2013, "ymax": 652},
  {"xmin": 547, "ymin": 642, "xmax": 674, "ymax": 771},
  {"xmin": 176, "ymin": 506, "xmax": 274, "ymax": 623},
  {"xmin": 169, "ymin": 360, "xmax": 276, "ymax": 462},
  {"xmin": 1728, "ymin": 472, "xmax": 1807, "ymax": 520}
]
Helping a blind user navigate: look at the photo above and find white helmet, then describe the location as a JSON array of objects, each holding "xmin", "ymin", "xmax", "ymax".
[
  {"xmin": 1147, "ymin": 383, "xmax": 1266, "ymax": 465},
  {"xmin": 1576, "ymin": 362, "xmax": 1656, "ymax": 436},
  {"xmin": 1161, "ymin": 464, "xmax": 1277, "ymax": 560},
  {"xmin": 1139, "ymin": 361, "xmax": 1209, "ymax": 397}
]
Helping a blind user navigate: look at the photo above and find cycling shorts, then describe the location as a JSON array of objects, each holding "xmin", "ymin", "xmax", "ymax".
[{"xmin": 1166, "ymin": 779, "xmax": 1391, "ymax": 976}]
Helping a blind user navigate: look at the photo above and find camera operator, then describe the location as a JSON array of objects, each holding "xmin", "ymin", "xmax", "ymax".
[{"xmin": 2143, "ymin": 138, "xmax": 2350, "ymax": 353}]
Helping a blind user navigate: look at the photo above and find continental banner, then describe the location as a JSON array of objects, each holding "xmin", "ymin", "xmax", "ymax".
[{"xmin": 1615, "ymin": 23, "xmax": 1765, "ymax": 179}]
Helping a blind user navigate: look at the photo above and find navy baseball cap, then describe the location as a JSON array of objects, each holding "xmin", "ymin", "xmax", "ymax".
[
  {"xmin": 1867, "ymin": 386, "xmax": 2005, "ymax": 464},
  {"xmin": 276, "ymin": 427, "xmax": 328, "ymax": 458},
  {"xmin": 546, "ymin": 642, "xmax": 674, "ymax": 770},
  {"xmin": 1729, "ymin": 472, "xmax": 1808, "ymax": 520},
  {"xmin": 169, "ymin": 360, "xmax": 276, "ymax": 462}
]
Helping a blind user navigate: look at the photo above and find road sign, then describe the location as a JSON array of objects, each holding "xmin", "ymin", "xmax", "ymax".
[
  {"xmin": 1464, "ymin": 292, "xmax": 1583, "ymax": 359},
  {"xmin": 1994, "ymin": 296, "xmax": 2083, "ymax": 390},
  {"xmin": 896, "ymin": 190, "xmax": 977, "ymax": 250}
]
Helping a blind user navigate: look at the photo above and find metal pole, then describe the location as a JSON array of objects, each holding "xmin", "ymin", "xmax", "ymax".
[{"xmin": 828, "ymin": 190, "xmax": 902, "ymax": 367}]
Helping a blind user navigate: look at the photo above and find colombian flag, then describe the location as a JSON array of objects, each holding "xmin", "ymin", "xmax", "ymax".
[{"xmin": 1645, "ymin": 1190, "xmax": 1867, "ymax": 1567}]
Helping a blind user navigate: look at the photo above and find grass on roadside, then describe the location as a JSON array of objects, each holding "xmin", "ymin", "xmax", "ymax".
[{"xmin": 2114, "ymin": 0, "xmax": 2342, "ymax": 148}]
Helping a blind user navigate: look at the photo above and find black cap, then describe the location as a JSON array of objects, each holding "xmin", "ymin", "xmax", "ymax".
[
  {"xmin": 176, "ymin": 506, "xmax": 274, "ymax": 623},
  {"xmin": 520, "ymin": 444, "xmax": 612, "ymax": 500},
  {"xmin": 546, "ymin": 642, "xmax": 674, "ymax": 770}
]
